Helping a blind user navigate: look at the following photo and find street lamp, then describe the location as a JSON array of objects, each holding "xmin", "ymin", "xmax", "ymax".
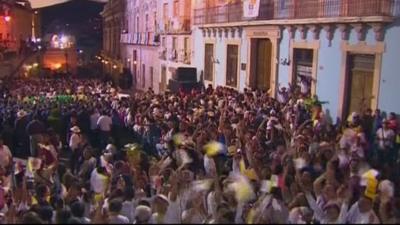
[{"xmin": 4, "ymin": 16, "xmax": 11, "ymax": 22}]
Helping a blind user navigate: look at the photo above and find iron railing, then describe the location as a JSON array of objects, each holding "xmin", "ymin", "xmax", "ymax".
[{"xmin": 194, "ymin": 0, "xmax": 400, "ymax": 25}]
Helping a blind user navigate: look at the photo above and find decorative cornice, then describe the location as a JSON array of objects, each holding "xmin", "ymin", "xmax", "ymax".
[
  {"xmin": 370, "ymin": 23, "xmax": 385, "ymax": 42},
  {"xmin": 297, "ymin": 25, "xmax": 308, "ymax": 40},
  {"xmin": 201, "ymin": 28, "xmax": 206, "ymax": 37},
  {"xmin": 337, "ymin": 24, "xmax": 350, "ymax": 41},
  {"xmin": 230, "ymin": 27, "xmax": 236, "ymax": 38},
  {"xmin": 207, "ymin": 28, "xmax": 212, "ymax": 38},
  {"xmin": 218, "ymin": 28, "xmax": 223, "ymax": 38},
  {"xmin": 351, "ymin": 23, "xmax": 367, "ymax": 42},
  {"xmin": 308, "ymin": 25, "xmax": 321, "ymax": 40},
  {"xmin": 224, "ymin": 27, "xmax": 230, "ymax": 38},
  {"xmin": 285, "ymin": 25, "xmax": 296, "ymax": 39},
  {"xmin": 237, "ymin": 27, "xmax": 243, "ymax": 38},
  {"xmin": 212, "ymin": 28, "xmax": 217, "ymax": 38},
  {"xmin": 323, "ymin": 24, "xmax": 335, "ymax": 46}
]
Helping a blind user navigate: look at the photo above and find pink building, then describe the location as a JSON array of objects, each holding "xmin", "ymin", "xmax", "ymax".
[
  {"xmin": 158, "ymin": 0, "xmax": 194, "ymax": 93},
  {"xmin": 120, "ymin": 0, "xmax": 161, "ymax": 92}
]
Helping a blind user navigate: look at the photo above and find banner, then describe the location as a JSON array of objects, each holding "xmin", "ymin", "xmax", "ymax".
[{"xmin": 243, "ymin": 0, "xmax": 261, "ymax": 18}]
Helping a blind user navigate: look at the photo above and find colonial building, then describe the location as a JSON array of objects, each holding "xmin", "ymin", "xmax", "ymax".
[
  {"xmin": 157, "ymin": 0, "xmax": 193, "ymax": 93},
  {"xmin": 193, "ymin": 0, "xmax": 400, "ymax": 121},
  {"xmin": 101, "ymin": 0, "xmax": 125, "ymax": 79},
  {"xmin": 0, "ymin": 0, "xmax": 40, "ymax": 55},
  {"xmin": 120, "ymin": 0, "xmax": 161, "ymax": 92}
]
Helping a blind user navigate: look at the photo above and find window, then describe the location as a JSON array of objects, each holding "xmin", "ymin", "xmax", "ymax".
[
  {"xmin": 173, "ymin": 1, "xmax": 179, "ymax": 17},
  {"xmin": 226, "ymin": 45, "xmax": 239, "ymax": 87},
  {"xmin": 162, "ymin": 37, "xmax": 166, "ymax": 48},
  {"xmin": 163, "ymin": 3, "xmax": 168, "ymax": 20},
  {"xmin": 150, "ymin": 67, "xmax": 154, "ymax": 88},
  {"xmin": 136, "ymin": 17, "xmax": 140, "ymax": 32},
  {"xmin": 145, "ymin": 14, "xmax": 149, "ymax": 32},
  {"xmin": 204, "ymin": 43, "xmax": 214, "ymax": 81},
  {"xmin": 293, "ymin": 48, "xmax": 313, "ymax": 90},
  {"xmin": 163, "ymin": 3, "xmax": 168, "ymax": 18},
  {"xmin": 142, "ymin": 64, "xmax": 146, "ymax": 88},
  {"xmin": 172, "ymin": 37, "xmax": 177, "ymax": 51},
  {"xmin": 184, "ymin": 37, "xmax": 189, "ymax": 53},
  {"xmin": 154, "ymin": 12, "xmax": 157, "ymax": 32}
]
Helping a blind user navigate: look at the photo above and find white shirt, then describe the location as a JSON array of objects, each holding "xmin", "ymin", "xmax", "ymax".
[
  {"xmin": 0, "ymin": 145, "xmax": 12, "ymax": 168},
  {"xmin": 90, "ymin": 169, "xmax": 109, "ymax": 194},
  {"xmin": 97, "ymin": 115, "xmax": 113, "ymax": 132},
  {"xmin": 204, "ymin": 155, "xmax": 216, "ymax": 177},
  {"xmin": 108, "ymin": 214, "xmax": 130, "ymax": 224},
  {"xmin": 90, "ymin": 112, "xmax": 101, "ymax": 130},
  {"xmin": 376, "ymin": 128, "xmax": 395, "ymax": 149},
  {"xmin": 121, "ymin": 200, "xmax": 136, "ymax": 223},
  {"xmin": 69, "ymin": 133, "xmax": 81, "ymax": 151},
  {"xmin": 305, "ymin": 193, "xmax": 348, "ymax": 224},
  {"xmin": 346, "ymin": 202, "xmax": 380, "ymax": 224}
]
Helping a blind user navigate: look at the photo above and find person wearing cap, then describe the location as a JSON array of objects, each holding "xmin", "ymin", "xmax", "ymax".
[
  {"xmin": 69, "ymin": 126, "xmax": 82, "ymax": 174},
  {"xmin": 150, "ymin": 194, "xmax": 169, "ymax": 224}
]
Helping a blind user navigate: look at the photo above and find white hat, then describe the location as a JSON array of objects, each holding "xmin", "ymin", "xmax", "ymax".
[
  {"xmin": 70, "ymin": 126, "xmax": 81, "ymax": 133},
  {"xmin": 134, "ymin": 206, "xmax": 152, "ymax": 223},
  {"xmin": 154, "ymin": 194, "xmax": 169, "ymax": 205},
  {"xmin": 352, "ymin": 112, "xmax": 360, "ymax": 118},
  {"xmin": 106, "ymin": 144, "xmax": 116, "ymax": 154},
  {"xmin": 17, "ymin": 110, "xmax": 27, "ymax": 118}
]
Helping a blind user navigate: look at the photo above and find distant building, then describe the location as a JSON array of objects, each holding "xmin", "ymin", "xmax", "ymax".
[
  {"xmin": 193, "ymin": 0, "xmax": 400, "ymax": 120},
  {"xmin": 42, "ymin": 34, "xmax": 77, "ymax": 74},
  {"xmin": 0, "ymin": 0, "xmax": 40, "ymax": 55},
  {"xmin": 120, "ymin": 0, "xmax": 161, "ymax": 92},
  {"xmin": 156, "ymin": 0, "xmax": 194, "ymax": 93},
  {"xmin": 101, "ymin": 0, "xmax": 125, "ymax": 80}
]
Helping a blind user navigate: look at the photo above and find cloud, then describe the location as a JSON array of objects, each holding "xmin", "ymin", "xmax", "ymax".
[{"xmin": 29, "ymin": 0, "xmax": 108, "ymax": 9}]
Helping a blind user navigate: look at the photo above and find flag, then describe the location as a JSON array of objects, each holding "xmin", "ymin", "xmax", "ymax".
[
  {"xmin": 204, "ymin": 141, "xmax": 225, "ymax": 157},
  {"xmin": 243, "ymin": 0, "xmax": 261, "ymax": 18},
  {"xmin": 228, "ymin": 174, "xmax": 255, "ymax": 203},
  {"xmin": 191, "ymin": 179, "xmax": 214, "ymax": 192}
]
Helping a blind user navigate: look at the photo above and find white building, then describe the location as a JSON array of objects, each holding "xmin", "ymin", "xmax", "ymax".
[
  {"xmin": 158, "ymin": 0, "xmax": 194, "ymax": 92},
  {"xmin": 121, "ymin": 0, "xmax": 161, "ymax": 92}
]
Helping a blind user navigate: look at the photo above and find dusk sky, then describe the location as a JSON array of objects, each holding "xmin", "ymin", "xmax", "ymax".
[{"xmin": 29, "ymin": 0, "xmax": 107, "ymax": 8}]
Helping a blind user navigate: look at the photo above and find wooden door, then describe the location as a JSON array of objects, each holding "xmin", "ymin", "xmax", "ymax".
[
  {"xmin": 160, "ymin": 66, "xmax": 167, "ymax": 92},
  {"xmin": 226, "ymin": 44, "xmax": 239, "ymax": 87},
  {"xmin": 204, "ymin": 43, "xmax": 214, "ymax": 82},
  {"xmin": 347, "ymin": 54, "xmax": 375, "ymax": 115},
  {"xmin": 255, "ymin": 39, "xmax": 272, "ymax": 91}
]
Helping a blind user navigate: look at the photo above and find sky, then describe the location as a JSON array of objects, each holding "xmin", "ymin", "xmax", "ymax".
[{"xmin": 29, "ymin": 0, "xmax": 107, "ymax": 8}]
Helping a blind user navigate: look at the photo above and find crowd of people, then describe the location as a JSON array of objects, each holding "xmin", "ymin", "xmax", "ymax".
[{"xmin": 0, "ymin": 77, "xmax": 399, "ymax": 224}]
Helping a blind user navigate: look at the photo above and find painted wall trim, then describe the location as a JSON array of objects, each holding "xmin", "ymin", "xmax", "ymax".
[
  {"xmin": 289, "ymin": 40, "xmax": 321, "ymax": 96},
  {"xmin": 245, "ymin": 26, "xmax": 280, "ymax": 97},
  {"xmin": 337, "ymin": 41, "xmax": 385, "ymax": 119}
]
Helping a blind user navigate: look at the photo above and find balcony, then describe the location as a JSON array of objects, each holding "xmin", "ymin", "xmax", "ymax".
[
  {"xmin": 194, "ymin": 0, "xmax": 400, "ymax": 25},
  {"xmin": 159, "ymin": 47, "xmax": 167, "ymax": 60},
  {"xmin": 121, "ymin": 32, "xmax": 160, "ymax": 46},
  {"xmin": 178, "ymin": 49, "xmax": 191, "ymax": 64},
  {"xmin": 162, "ymin": 17, "xmax": 192, "ymax": 34}
]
